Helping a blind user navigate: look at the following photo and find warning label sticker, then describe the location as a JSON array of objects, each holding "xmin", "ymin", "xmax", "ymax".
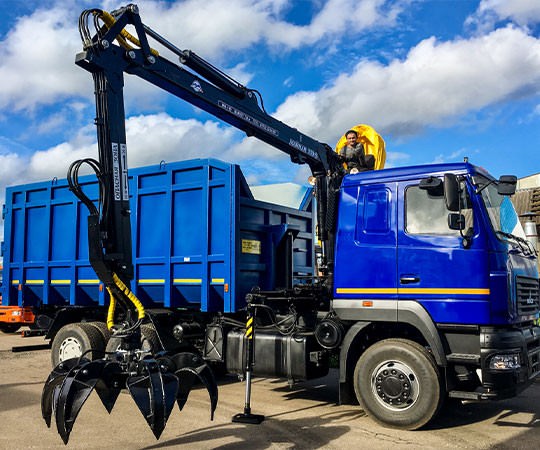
[{"xmin": 241, "ymin": 239, "xmax": 261, "ymax": 254}]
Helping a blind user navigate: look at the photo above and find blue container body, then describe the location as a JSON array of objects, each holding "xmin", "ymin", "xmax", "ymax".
[{"xmin": 1, "ymin": 159, "xmax": 314, "ymax": 313}]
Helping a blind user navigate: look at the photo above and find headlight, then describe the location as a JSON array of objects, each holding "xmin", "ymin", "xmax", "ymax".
[
  {"xmin": 11, "ymin": 310, "xmax": 22, "ymax": 316},
  {"xmin": 489, "ymin": 353, "xmax": 521, "ymax": 370}
]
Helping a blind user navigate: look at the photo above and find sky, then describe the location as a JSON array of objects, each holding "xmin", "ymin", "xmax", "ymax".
[{"xmin": 0, "ymin": 0, "xmax": 539, "ymax": 213}]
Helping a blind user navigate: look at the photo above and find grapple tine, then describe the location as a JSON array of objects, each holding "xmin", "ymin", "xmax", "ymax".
[
  {"xmin": 127, "ymin": 358, "xmax": 179, "ymax": 440},
  {"xmin": 41, "ymin": 358, "xmax": 80, "ymax": 428},
  {"xmin": 171, "ymin": 352, "xmax": 219, "ymax": 420},
  {"xmin": 94, "ymin": 361, "xmax": 123, "ymax": 413},
  {"xmin": 175, "ymin": 368, "xmax": 198, "ymax": 411},
  {"xmin": 54, "ymin": 359, "xmax": 108, "ymax": 444}
]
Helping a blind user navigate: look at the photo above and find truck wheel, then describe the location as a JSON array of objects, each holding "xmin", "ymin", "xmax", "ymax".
[
  {"xmin": 105, "ymin": 323, "xmax": 161, "ymax": 354},
  {"xmin": 51, "ymin": 323, "xmax": 105, "ymax": 368},
  {"xmin": 353, "ymin": 338, "xmax": 442, "ymax": 430},
  {"xmin": 86, "ymin": 321, "xmax": 111, "ymax": 343},
  {"xmin": 0, "ymin": 323, "xmax": 21, "ymax": 333}
]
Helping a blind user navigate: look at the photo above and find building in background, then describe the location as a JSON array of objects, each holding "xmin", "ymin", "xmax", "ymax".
[{"xmin": 514, "ymin": 172, "xmax": 540, "ymax": 269}]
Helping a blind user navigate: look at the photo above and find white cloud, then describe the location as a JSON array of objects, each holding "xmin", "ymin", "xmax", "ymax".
[
  {"xmin": 274, "ymin": 26, "xmax": 540, "ymax": 144},
  {"xmin": 0, "ymin": 0, "xmax": 406, "ymax": 113},
  {"xmin": 0, "ymin": 6, "xmax": 87, "ymax": 111},
  {"xmin": 430, "ymin": 148, "xmax": 469, "ymax": 165},
  {"xmin": 21, "ymin": 113, "xmax": 242, "ymax": 181},
  {"xmin": 385, "ymin": 151, "xmax": 410, "ymax": 168},
  {"xmin": 124, "ymin": 0, "xmax": 408, "ymax": 57},
  {"xmin": 471, "ymin": 0, "xmax": 540, "ymax": 29}
]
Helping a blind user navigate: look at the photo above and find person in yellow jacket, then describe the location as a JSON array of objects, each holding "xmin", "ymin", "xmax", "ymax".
[
  {"xmin": 335, "ymin": 124, "xmax": 386, "ymax": 172},
  {"xmin": 338, "ymin": 129, "xmax": 375, "ymax": 173}
]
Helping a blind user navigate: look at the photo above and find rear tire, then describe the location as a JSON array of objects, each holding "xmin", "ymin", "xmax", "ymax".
[
  {"xmin": 50, "ymin": 322, "xmax": 105, "ymax": 368},
  {"xmin": 353, "ymin": 338, "xmax": 442, "ymax": 430},
  {"xmin": 86, "ymin": 321, "xmax": 111, "ymax": 343}
]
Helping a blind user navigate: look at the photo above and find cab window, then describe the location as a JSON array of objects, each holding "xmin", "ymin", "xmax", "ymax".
[{"xmin": 405, "ymin": 182, "xmax": 473, "ymax": 235}]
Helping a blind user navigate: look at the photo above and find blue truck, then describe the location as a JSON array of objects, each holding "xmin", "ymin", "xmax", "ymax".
[{"xmin": 6, "ymin": 5, "xmax": 540, "ymax": 443}]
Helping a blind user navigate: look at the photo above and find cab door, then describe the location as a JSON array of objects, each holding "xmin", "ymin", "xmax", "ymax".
[
  {"xmin": 396, "ymin": 179, "xmax": 490, "ymax": 324},
  {"xmin": 333, "ymin": 180, "xmax": 398, "ymax": 312}
]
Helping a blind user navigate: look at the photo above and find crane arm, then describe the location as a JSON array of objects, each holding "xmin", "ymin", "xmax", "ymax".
[{"xmin": 71, "ymin": 4, "xmax": 342, "ymax": 310}]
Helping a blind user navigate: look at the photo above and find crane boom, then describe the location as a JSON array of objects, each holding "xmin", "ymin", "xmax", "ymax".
[{"xmin": 73, "ymin": 4, "xmax": 343, "ymax": 297}]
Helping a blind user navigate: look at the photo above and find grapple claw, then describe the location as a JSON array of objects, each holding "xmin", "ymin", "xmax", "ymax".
[
  {"xmin": 94, "ymin": 360, "xmax": 123, "ymax": 413},
  {"xmin": 54, "ymin": 359, "xmax": 111, "ymax": 444},
  {"xmin": 170, "ymin": 352, "xmax": 219, "ymax": 420},
  {"xmin": 41, "ymin": 358, "xmax": 80, "ymax": 428},
  {"xmin": 127, "ymin": 357, "xmax": 179, "ymax": 440},
  {"xmin": 42, "ymin": 344, "xmax": 219, "ymax": 444}
]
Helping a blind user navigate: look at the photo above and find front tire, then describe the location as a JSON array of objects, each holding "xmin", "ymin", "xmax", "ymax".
[{"xmin": 354, "ymin": 338, "xmax": 442, "ymax": 430}]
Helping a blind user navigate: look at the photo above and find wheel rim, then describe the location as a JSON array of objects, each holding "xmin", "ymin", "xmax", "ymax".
[
  {"xmin": 371, "ymin": 360, "xmax": 419, "ymax": 411},
  {"xmin": 58, "ymin": 337, "xmax": 82, "ymax": 361}
]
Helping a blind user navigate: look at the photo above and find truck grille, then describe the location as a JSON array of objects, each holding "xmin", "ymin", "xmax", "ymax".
[{"xmin": 516, "ymin": 276, "xmax": 539, "ymax": 317}]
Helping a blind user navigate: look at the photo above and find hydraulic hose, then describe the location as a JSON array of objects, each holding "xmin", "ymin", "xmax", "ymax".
[
  {"xmin": 112, "ymin": 273, "xmax": 146, "ymax": 320},
  {"xmin": 96, "ymin": 10, "xmax": 159, "ymax": 57},
  {"xmin": 106, "ymin": 273, "xmax": 146, "ymax": 331}
]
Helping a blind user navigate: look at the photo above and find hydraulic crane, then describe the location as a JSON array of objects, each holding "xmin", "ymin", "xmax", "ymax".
[{"xmin": 41, "ymin": 3, "xmax": 350, "ymax": 443}]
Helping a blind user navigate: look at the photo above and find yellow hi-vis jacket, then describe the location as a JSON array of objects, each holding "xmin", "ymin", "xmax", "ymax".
[{"xmin": 335, "ymin": 124, "xmax": 386, "ymax": 170}]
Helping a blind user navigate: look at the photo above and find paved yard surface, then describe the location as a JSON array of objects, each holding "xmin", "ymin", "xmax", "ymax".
[{"xmin": 0, "ymin": 331, "xmax": 539, "ymax": 449}]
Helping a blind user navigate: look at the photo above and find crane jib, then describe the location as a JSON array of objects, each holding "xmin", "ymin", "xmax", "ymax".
[{"xmin": 217, "ymin": 100, "xmax": 279, "ymax": 136}]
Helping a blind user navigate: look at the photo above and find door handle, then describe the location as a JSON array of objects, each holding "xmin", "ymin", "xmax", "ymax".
[{"xmin": 400, "ymin": 276, "xmax": 420, "ymax": 284}]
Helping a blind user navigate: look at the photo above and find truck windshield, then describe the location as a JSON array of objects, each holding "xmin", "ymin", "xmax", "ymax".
[{"xmin": 477, "ymin": 177, "xmax": 532, "ymax": 251}]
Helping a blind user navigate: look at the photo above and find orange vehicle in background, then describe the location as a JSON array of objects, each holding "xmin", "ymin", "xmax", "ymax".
[{"xmin": 0, "ymin": 264, "xmax": 36, "ymax": 333}]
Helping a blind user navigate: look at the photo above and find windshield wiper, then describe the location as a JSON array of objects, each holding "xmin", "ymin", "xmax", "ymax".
[{"xmin": 495, "ymin": 231, "xmax": 536, "ymax": 256}]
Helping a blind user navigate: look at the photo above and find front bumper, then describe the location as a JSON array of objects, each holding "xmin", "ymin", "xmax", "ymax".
[{"xmin": 479, "ymin": 324, "xmax": 540, "ymax": 399}]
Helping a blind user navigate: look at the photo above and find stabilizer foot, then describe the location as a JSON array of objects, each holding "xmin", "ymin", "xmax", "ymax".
[{"xmin": 232, "ymin": 411, "xmax": 265, "ymax": 424}]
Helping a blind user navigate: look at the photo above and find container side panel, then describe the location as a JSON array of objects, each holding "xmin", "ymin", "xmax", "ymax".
[
  {"xmin": 173, "ymin": 167, "xmax": 203, "ymax": 185},
  {"xmin": 77, "ymin": 204, "xmax": 90, "ymax": 261},
  {"xmin": 138, "ymin": 193, "xmax": 168, "ymax": 258},
  {"xmin": 13, "ymin": 191, "xmax": 23, "ymax": 204},
  {"xmin": 23, "ymin": 266, "xmax": 45, "ymax": 306},
  {"xmin": 173, "ymin": 189, "xmax": 203, "ymax": 256},
  {"xmin": 11, "ymin": 208, "xmax": 24, "ymax": 263},
  {"xmin": 49, "ymin": 266, "xmax": 73, "ymax": 306},
  {"xmin": 209, "ymin": 166, "xmax": 226, "ymax": 182},
  {"xmin": 52, "ymin": 185, "xmax": 74, "ymax": 201},
  {"xmin": 172, "ymin": 263, "xmax": 202, "ymax": 309},
  {"xmin": 51, "ymin": 204, "xmax": 76, "ymax": 261},
  {"xmin": 25, "ymin": 206, "xmax": 48, "ymax": 262},
  {"xmin": 238, "ymin": 198, "xmax": 315, "ymax": 300},
  {"xmin": 139, "ymin": 171, "xmax": 167, "ymax": 189},
  {"xmin": 209, "ymin": 185, "xmax": 227, "ymax": 256},
  {"xmin": 76, "ymin": 266, "xmax": 101, "ymax": 306},
  {"xmin": 27, "ymin": 188, "xmax": 48, "ymax": 203}
]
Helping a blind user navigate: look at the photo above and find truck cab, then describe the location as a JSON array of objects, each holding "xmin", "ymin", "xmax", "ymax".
[{"xmin": 333, "ymin": 162, "xmax": 540, "ymax": 426}]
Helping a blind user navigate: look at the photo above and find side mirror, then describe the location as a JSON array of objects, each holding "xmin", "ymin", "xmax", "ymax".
[
  {"xmin": 419, "ymin": 176, "xmax": 443, "ymax": 196},
  {"xmin": 444, "ymin": 173, "xmax": 460, "ymax": 211},
  {"xmin": 448, "ymin": 213, "xmax": 465, "ymax": 230},
  {"xmin": 497, "ymin": 175, "xmax": 517, "ymax": 196}
]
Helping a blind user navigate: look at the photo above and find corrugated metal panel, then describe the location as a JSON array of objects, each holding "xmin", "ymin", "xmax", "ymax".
[
  {"xmin": 513, "ymin": 188, "xmax": 540, "ymax": 225},
  {"xmin": 1, "ymin": 159, "xmax": 314, "ymax": 313}
]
